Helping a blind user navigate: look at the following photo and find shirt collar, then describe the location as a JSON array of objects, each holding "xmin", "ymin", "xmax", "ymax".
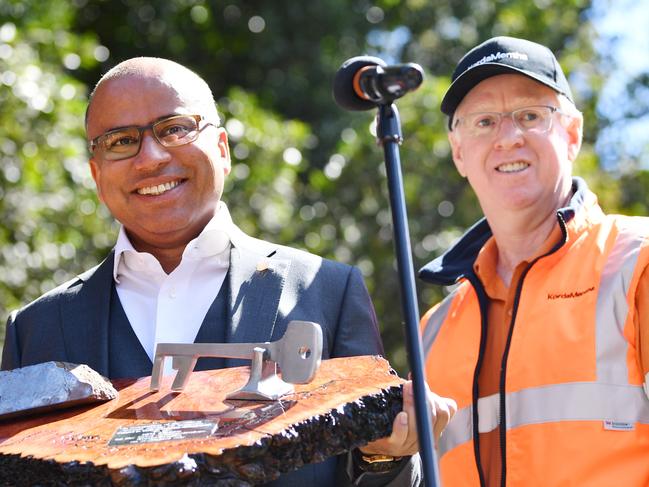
[
  {"xmin": 113, "ymin": 201, "xmax": 235, "ymax": 282},
  {"xmin": 473, "ymin": 223, "xmax": 564, "ymax": 298}
]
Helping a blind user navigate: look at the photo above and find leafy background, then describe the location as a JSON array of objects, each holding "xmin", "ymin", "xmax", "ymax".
[{"xmin": 1, "ymin": 0, "xmax": 647, "ymax": 375}]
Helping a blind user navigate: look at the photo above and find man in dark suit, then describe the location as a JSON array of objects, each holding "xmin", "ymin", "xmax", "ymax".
[{"xmin": 1, "ymin": 57, "xmax": 455, "ymax": 486}]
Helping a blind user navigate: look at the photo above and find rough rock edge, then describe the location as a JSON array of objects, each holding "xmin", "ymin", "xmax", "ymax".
[{"xmin": 0, "ymin": 362, "xmax": 118, "ymax": 419}]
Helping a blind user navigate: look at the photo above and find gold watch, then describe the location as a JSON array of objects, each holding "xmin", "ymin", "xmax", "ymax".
[
  {"xmin": 361, "ymin": 453, "xmax": 403, "ymax": 464},
  {"xmin": 357, "ymin": 451, "xmax": 404, "ymax": 473}
]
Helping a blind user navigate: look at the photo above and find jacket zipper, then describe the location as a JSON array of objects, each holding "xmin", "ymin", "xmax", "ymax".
[
  {"xmin": 497, "ymin": 214, "xmax": 568, "ymax": 487},
  {"xmin": 498, "ymin": 264, "xmax": 531, "ymax": 487},
  {"xmin": 467, "ymin": 214, "xmax": 568, "ymax": 487},
  {"xmin": 468, "ymin": 273, "xmax": 490, "ymax": 487}
]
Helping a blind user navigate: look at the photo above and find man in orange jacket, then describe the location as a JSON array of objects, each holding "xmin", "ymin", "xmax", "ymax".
[{"xmin": 419, "ymin": 36, "xmax": 649, "ymax": 486}]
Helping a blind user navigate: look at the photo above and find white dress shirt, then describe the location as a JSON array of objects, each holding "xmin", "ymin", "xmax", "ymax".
[{"xmin": 113, "ymin": 202, "xmax": 235, "ymax": 372}]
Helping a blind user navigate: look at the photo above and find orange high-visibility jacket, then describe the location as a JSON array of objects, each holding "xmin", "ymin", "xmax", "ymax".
[{"xmin": 419, "ymin": 178, "xmax": 649, "ymax": 487}]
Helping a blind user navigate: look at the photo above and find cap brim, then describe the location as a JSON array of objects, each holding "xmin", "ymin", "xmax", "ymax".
[{"xmin": 440, "ymin": 63, "xmax": 566, "ymax": 117}]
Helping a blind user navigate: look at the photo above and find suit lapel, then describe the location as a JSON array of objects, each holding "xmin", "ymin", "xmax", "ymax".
[
  {"xmin": 59, "ymin": 252, "xmax": 113, "ymax": 376},
  {"xmin": 226, "ymin": 244, "xmax": 290, "ymax": 367},
  {"xmin": 56, "ymin": 225, "xmax": 292, "ymax": 374}
]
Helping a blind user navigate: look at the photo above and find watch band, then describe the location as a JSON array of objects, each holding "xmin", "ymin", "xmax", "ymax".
[
  {"xmin": 355, "ymin": 449, "xmax": 404, "ymax": 473},
  {"xmin": 361, "ymin": 453, "xmax": 403, "ymax": 464}
]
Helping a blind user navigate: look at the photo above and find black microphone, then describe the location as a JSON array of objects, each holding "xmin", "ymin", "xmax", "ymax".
[{"xmin": 333, "ymin": 55, "xmax": 424, "ymax": 111}]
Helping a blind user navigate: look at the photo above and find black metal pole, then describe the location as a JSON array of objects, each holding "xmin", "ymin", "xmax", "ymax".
[{"xmin": 376, "ymin": 103, "xmax": 440, "ymax": 487}]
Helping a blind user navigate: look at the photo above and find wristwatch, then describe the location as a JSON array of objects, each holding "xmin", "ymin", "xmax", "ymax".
[{"xmin": 356, "ymin": 450, "xmax": 404, "ymax": 473}]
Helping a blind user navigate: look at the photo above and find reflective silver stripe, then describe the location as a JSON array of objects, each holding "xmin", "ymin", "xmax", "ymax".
[
  {"xmin": 439, "ymin": 404, "xmax": 472, "ymax": 456},
  {"xmin": 506, "ymin": 382, "xmax": 649, "ymax": 427},
  {"xmin": 438, "ymin": 392, "xmax": 499, "ymax": 455},
  {"xmin": 422, "ymin": 290, "xmax": 457, "ymax": 358},
  {"xmin": 478, "ymin": 393, "xmax": 499, "ymax": 432},
  {"xmin": 595, "ymin": 225, "xmax": 644, "ymax": 383},
  {"xmin": 439, "ymin": 382, "xmax": 649, "ymax": 456},
  {"xmin": 645, "ymin": 372, "xmax": 649, "ymax": 400},
  {"xmin": 425, "ymin": 288, "xmax": 466, "ymax": 456}
]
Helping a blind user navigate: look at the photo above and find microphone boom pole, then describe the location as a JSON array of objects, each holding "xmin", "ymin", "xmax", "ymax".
[
  {"xmin": 377, "ymin": 103, "xmax": 441, "ymax": 487},
  {"xmin": 333, "ymin": 56, "xmax": 440, "ymax": 486}
]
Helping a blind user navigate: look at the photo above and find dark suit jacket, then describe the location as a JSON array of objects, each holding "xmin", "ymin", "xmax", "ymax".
[{"xmin": 1, "ymin": 226, "xmax": 420, "ymax": 486}]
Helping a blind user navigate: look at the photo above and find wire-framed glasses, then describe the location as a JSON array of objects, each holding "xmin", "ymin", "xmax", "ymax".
[
  {"xmin": 89, "ymin": 114, "xmax": 215, "ymax": 161},
  {"xmin": 453, "ymin": 105, "xmax": 564, "ymax": 138}
]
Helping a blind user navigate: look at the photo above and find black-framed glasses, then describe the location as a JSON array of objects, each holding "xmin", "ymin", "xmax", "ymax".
[
  {"xmin": 453, "ymin": 105, "xmax": 565, "ymax": 138},
  {"xmin": 89, "ymin": 114, "xmax": 215, "ymax": 161}
]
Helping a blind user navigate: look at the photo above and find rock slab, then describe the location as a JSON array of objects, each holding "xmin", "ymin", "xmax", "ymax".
[{"xmin": 0, "ymin": 361, "xmax": 118, "ymax": 419}]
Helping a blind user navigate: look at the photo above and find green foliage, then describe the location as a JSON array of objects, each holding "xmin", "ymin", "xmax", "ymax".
[
  {"xmin": 218, "ymin": 87, "xmax": 314, "ymax": 241},
  {"xmin": 0, "ymin": 0, "xmax": 116, "ymax": 333},
  {"xmin": 2, "ymin": 0, "xmax": 647, "ymax": 376}
]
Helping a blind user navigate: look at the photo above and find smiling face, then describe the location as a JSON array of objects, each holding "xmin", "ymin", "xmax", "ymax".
[
  {"xmin": 86, "ymin": 62, "xmax": 230, "ymax": 254},
  {"xmin": 448, "ymin": 74, "xmax": 582, "ymax": 227}
]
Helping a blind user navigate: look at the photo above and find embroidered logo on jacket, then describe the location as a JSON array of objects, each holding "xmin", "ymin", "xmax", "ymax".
[{"xmin": 547, "ymin": 286, "xmax": 595, "ymax": 300}]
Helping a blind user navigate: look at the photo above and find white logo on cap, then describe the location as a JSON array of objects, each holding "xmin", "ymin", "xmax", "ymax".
[{"xmin": 468, "ymin": 51, "xmax": 529, "ymax": 70}]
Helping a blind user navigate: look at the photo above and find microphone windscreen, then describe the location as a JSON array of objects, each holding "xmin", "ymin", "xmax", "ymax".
[{"xmin": 333, "ymin": 55, "xmax": 386, "ymax": 111}]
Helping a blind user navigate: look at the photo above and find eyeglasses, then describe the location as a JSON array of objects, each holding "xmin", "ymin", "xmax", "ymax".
[
  {"xmin": 89, "ymin": 114, "xmax": 215, "ymax": 161},
  {"xmin": 453, "ymin": 105, "xmax": 564, "ymax": 138}
]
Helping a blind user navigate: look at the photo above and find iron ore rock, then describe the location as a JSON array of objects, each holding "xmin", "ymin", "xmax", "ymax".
[{"xmin": 0, "ymin": 361, "xmax": 117, "ymax": 419}]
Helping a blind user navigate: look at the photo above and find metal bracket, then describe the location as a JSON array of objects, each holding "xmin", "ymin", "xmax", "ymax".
[
  {"xmin": 149, "ymin": 321, "xmax": 322, "ymax": 401},
  {"xmin": 230, "ymin": 347, "xmax": 294, "ymax": 400}
]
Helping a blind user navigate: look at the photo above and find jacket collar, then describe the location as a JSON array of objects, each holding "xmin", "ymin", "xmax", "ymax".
[{"xmin": 418, "ymin": 177, "xmax": 591, "ymax": 286}]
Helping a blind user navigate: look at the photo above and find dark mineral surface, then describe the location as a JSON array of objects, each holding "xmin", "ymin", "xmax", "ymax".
[{"xmin": 0, "ymin": 361, "xmax": 117, "ymax": 420}]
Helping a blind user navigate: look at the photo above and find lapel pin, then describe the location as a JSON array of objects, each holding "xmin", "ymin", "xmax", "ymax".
[{"xmin": 256, "ymin": 259, "xmax": 270, "ymax": 272}]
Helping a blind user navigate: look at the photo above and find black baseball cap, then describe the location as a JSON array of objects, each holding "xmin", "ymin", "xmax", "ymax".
[{"xmin": 441, "ymin": 36, "xmax": 574, "ymax": 128}]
